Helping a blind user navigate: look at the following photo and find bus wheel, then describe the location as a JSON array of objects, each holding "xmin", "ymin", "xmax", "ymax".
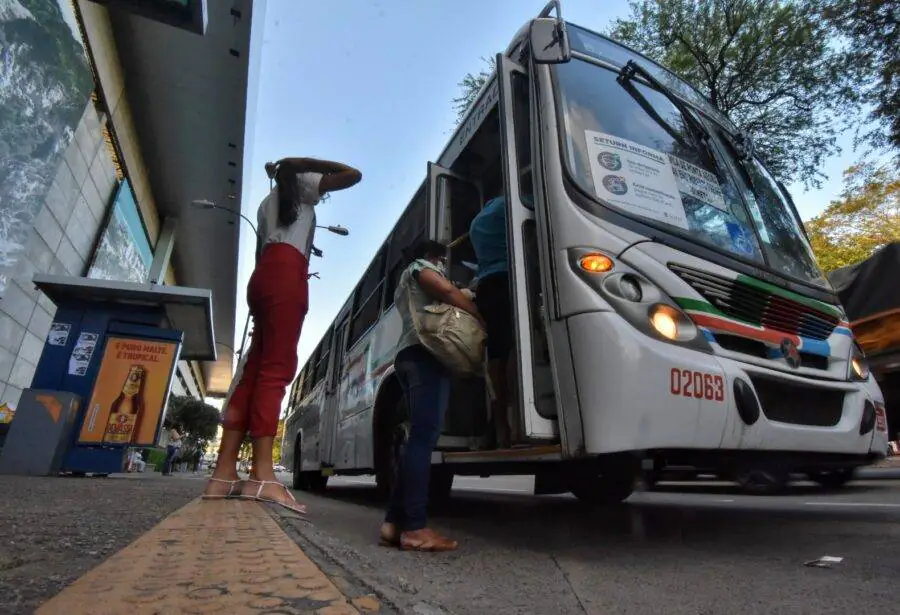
[
  {"xmin": 808, "ymin": 468, "xmax": 854, "ymax": 490},
  {"xmin": 642, "ymin": 468, "xmax": 661, "ymax": 490},
  {"xmin": 294, "ymin": 470, "xmax": 328, "ymax": 492},
  {"xmin": 735, "ymin": 468, "xmax": 789, "ymax": 494},
  {"xmin": 428, "ymin": 468, "xmax": 454, "ymax": 507},
  {"xmin": 569, "ymin": 468, "xmax": 636, "ymax": 505},
  {"xmin": 376, "ymin": 420, "xmax": 410, "ymax": 498},
  {"xmin": 292, "ymin": 462, "xmax": 308, "ymax": 490}
]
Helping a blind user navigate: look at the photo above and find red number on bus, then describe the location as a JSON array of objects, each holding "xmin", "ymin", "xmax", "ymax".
[{"xmin": 669, "ymin": 368, "xmax": 725, "ymax": 402}]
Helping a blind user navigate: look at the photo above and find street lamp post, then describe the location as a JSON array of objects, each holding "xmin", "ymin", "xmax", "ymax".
[{"xmin": 187, "ymin": 199, "xmax": 350, "ymax": 359}]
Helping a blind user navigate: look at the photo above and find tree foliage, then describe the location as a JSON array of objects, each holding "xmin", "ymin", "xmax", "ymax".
[
  {"xmin": 272, "ymin": 419, "xmax": 285, "ymax": 464},
  {"xmin": 821, "ymin": 0, "xmax": 900, "ymax": 154},
  {"xmin": 164, "ymin": 395, "xmax": 220, "ymax": 451},
  {"xmin": 806, "ymin": 163, "xmax": 900, "ymax": 272},
  {"xmin": 609, "ymin": 0, "xmax": 856, "ymax": 189},
  {"xmin": 452, "ymin": 56, "xmax": 496, "ymax": 125}
]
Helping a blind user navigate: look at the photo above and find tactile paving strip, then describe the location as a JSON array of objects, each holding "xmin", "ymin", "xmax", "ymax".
[{"xmin": 36, "ymin": 499, "xmax": 366, "ymax": 615}]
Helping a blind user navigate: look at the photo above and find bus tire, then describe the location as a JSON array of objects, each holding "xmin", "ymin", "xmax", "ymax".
[
  {"xmin": 569, "ymin": 464, "xmax": 636, "ymax": 505},
  {"xmin": 735, "ymin": 468, "xmax": 789, "ymax": 494},
  {"xmin": 642, "ymin": 469, "xmax": 661, "ymax": 490},
  {"xmin": 374, "ymin": 383, "xmax": 408, "ymax": 498},
  {"xmin": 294, "ymin": 469, "xmax": 328, "ymax": 492},
  {"xmin": 428, "ymin": 467, "xmax": 454, "ymax": 507},
  {"xmin": 292, "ymin": 435, "xmax": 306, "ymax": 490},
  {"xmin": 808, "ymin": 468, "xmax": 854, "ymax": 490},
  {"xmin": 376, "ymin": 420, "xmax": 410, "ymax": 498}
]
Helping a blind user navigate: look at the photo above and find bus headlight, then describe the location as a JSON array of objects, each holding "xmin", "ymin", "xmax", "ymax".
[
  {"xmin": 650, "ymin": 305, "xmax": 679, "ymax": 340},
  {"xmin": 649, "ymin": 304, "xmax": 699, "ymax": 343},
  {"xmin": 850, "ymin": 343, "xmax": 869, "ymax": 381},
  {"xmin": 567, "ymin": 247, "xmax": 711, "ymax": 353}
]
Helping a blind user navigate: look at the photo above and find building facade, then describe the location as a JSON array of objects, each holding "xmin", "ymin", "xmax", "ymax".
[{"xmin": 0, "ymin": 0, "xmax": 262, "ymax": 418}]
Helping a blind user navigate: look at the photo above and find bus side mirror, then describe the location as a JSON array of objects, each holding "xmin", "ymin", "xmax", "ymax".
[{"xmin": 530, "ymin": 17, "xmax": 571, "ymax": 64}]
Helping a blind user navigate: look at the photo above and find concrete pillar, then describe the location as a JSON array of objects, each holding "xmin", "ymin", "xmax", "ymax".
[{"xmin": 148, "ymin": 216, "xmax": 177, "ymax": 284}]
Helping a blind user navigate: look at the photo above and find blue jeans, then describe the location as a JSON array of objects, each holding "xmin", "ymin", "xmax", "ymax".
[{"xmin": 385, "ymin": 345, "xmax": 451, "ymax": 532}]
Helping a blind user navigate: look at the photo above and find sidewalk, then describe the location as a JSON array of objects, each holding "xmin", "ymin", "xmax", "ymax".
[
  {"xmin": 0, "ymin": 474, "xmax": 380, "ymax": 615},
  {"xmin": 37, "ymin": 498, "xmax": 364, "ymax": 615}
]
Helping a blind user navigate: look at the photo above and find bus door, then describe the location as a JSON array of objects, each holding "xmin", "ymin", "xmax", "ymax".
[
  {"xmin": 320, "ymin": 317, "xmax": 349, "ymax": 468},
  {"xmin": 427, "ymin": 161, "xmax": 482, "ymax": 286},
  {"xmin": 426, "ymin": 163, "xmax": 492, "ymax": 442},
  {"xmin": 495, "ymin": 53, "xmax": 557, "ymax": 440},
  {"xmin": 426, "ymin": 111, "xmax": 556, "ymax": 441}
]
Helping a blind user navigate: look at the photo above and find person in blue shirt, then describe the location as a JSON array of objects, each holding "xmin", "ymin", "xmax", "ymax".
[{"xmin": 464, "ymin": 153, "xmax": 516, "ymax": 449}]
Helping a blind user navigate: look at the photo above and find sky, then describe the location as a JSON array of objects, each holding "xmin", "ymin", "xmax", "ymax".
[{"xmin": 233, "ymin": 0, "xmax": 874, "ymax": 400}]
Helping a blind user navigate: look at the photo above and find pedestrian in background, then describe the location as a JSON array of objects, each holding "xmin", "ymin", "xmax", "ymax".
[
  {"xmin": 380, "ymin": 239, "xmax": 483, "ymax": 552},
  {"xmin": 203, "ymin": 157, "xmax": 361, "ymax": 512},
  {"xmin": 162, "ymin": 427, "xmax": 182, "ymax": 476}
]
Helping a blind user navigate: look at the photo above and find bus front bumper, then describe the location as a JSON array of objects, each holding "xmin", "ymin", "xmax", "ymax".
[{"xmin": 566, "ymin": 311, "xmax": 889, "ymax": 460}]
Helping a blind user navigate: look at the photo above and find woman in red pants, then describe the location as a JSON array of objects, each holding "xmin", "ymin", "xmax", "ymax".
[{"xmin": 202, "ymin": 157, "xmax": 361, "ymax": 512}]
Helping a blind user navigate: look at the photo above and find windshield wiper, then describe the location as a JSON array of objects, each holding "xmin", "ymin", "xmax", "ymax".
[
  {"xmin": 615, "ymin": 72, "xmax": 689, "ymax": 150},
  {"xmin": 617, "ymin": 60, "xmax": 724, "ymax": 177}
]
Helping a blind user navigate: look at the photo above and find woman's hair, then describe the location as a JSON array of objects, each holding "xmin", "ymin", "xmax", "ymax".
[
  {"xmin": 273, "ymin": 164, "xmax": 300, "ymax": 227},
  {"xmin": 404, "ymin": 238, "xmax": 446, "ymax": 265}
]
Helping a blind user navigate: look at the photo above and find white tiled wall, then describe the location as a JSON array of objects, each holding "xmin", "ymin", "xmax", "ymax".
[
  {"xmin": 0, "ymin": 102, "xmax": 115, "ymax": 411},
  {"xmin": 0, "ymin": 101, "xmax": 203, "ymax": 410}
]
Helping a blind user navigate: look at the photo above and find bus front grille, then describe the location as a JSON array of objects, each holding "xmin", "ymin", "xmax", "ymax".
[
  {"xmin": 669, "ymin": 264, "xmax": 839, "ymax": 341},
  {"xmin": 748, "ymin": 375, "xmax": 844, "ymax": 427}
]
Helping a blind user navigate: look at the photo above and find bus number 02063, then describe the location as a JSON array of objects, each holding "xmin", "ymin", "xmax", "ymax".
[{"xmin": 670, "ymin": 368, "xmax": 725, "ymax": 402}]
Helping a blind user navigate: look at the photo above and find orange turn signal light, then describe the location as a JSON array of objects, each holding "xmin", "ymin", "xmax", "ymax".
[{"xmin": 578, "ymin": 253, "xmax": 614, "ymax": 273}]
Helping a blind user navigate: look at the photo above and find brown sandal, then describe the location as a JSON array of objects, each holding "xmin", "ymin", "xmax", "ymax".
[{"xmin": 400, "ymin": 528, "xmax": 459, "ymax": 552}]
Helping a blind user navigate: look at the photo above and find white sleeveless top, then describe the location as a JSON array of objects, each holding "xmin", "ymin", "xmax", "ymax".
[{"xmin": 257, "ymin": 171, "xmax": 324, "ymax": 258}]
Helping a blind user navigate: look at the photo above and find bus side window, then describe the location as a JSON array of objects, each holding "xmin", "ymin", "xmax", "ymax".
[
  {"xmin": 348, "ymin": 249, "xmax": 386, "ymax": 347},
  {"xmin": 511, "ymin": 72, "xmax": 534, "ymax": 206},
  {"xmin": 384, "ymin": 186, "xmax": 428, "ymax": 309},
  {"xmin": 301, "ymin": 347, "xmax": 319, "ymax": 399},
  {"xmin": 314, "ymin": 328, "xmax": 333, "ymax": 386}
]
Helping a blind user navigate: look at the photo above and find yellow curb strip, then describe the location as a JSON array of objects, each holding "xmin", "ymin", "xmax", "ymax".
[{"xmin": 37, "ymin": 498, "xmax": 365, "ymax": 614}]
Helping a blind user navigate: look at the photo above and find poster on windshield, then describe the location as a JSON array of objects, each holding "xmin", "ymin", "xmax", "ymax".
[
  {"xmin": 586, "ymin": 131, "xmax": 689, "ymax": 230},
  {"xmin": 668, "ymin": 155, "xmax": 727, "ymax": 211}
]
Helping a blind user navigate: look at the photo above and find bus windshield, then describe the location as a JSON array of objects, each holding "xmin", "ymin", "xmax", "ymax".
[{"xmin": 556, "ymin": 29, "xmax": 828, "ymax": 289}]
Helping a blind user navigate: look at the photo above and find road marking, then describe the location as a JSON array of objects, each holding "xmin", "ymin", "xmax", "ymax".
[{"xmin": 804, "ymin": 501, "xmax": 900, "ymax": 509}]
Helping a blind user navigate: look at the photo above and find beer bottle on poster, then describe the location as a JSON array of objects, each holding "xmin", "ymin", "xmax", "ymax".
[{"xmin": 103, "ymin": 365, "xmax": 147, "ymax": 444}]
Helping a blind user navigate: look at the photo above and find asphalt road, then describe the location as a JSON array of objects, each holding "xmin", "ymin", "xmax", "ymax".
[
  {"xmin": 0, "ymin": 474, "xmax": 204, "ymax": 615},
  {"xmin": 277, "ymin": 474, "xmax": 900, "ymax": 615}
]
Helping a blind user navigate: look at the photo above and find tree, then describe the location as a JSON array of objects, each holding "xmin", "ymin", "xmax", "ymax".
[
  {"xmin": 272, "ymin": 419, "xmax": 285, "ymax": 464},
  {"xmin": 164, "ymin": 395, "xmax": 220, "ymax": 453},
  {"xmin": 806, "ymin": 163, "xmax": 900, "ymax": 272},
  {"xmin": 452, "ymin": 56, "xmax": 496, "ymax": 125},
  {"xmin": 606, "ymin": 0, "xmax": 856, "ymax": 189},
  {"xmin": 821, "ymin": 0, "xmax": 900, "ymax": 154}
]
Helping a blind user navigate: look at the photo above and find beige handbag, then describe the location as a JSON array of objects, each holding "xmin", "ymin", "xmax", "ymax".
[{"xmin": 407, "ymin": 290, "xmax": 486, "ymax": 376}]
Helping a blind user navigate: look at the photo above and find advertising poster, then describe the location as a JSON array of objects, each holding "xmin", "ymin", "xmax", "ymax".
[
  {"xmin": 78, "ymin": 336, "xmax": 179, "ymax": 446},
  {"xmin": 47, "ymin": 322, "xmax": 71, "ymax": 347},
  {"xmin": 68, "ymin": 332, "xmax": 99, "ymax": 376},
  {"xmin": 585, "ymin": 131, "xmax": 689, "ymax": 230}
]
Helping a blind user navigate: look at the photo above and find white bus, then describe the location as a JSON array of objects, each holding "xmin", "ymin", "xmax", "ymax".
[{"xmin": 282, "ymin": 2, "xmax": 890, "ymax": 502}]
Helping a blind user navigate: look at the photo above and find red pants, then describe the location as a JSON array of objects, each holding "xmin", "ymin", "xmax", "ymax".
[{"xmin": 224, "ymin": 243, "xmax": 309, "ymax": 438}]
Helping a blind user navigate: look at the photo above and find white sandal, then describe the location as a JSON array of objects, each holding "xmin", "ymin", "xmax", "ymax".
[
  {"xmin": 243, "ymin": 479, "xmax": 307, "ymax": 515},
  {"xmin": 201, "ymin": 478, "xmax": 243, "ymax": 500}
]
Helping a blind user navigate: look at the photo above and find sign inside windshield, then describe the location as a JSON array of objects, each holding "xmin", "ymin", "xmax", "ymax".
[
  {"xmin": 669, "ymin": 155, "xmax": 727, "ymax": 211},
  {"xmin": 586, "ymin": 131, "xmax": 689, "ymax": 230}
]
